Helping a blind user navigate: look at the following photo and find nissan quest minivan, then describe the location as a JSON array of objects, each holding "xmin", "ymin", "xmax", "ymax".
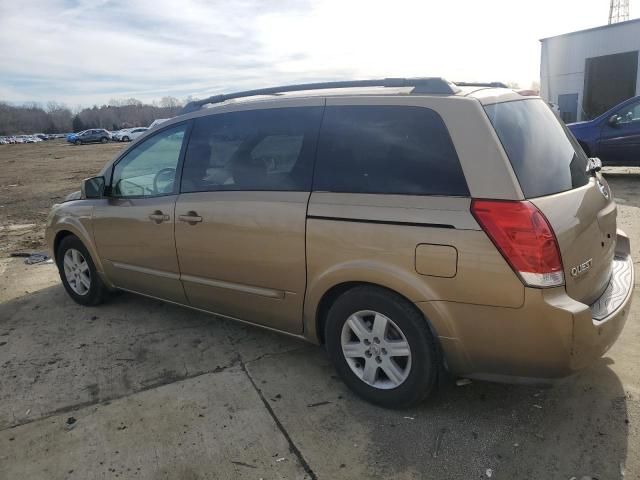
[{"xmin": 46, "ymin": 78, "xmax": 634, "ymax": 407}]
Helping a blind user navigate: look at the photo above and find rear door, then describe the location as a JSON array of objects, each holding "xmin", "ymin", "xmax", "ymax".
[
  {"xmin": 175, "ymin": 100, "xmax": 324, "ymax": 333},
  {"xmin": 485, "ymin": 98, "xmax": 616, "ymax": 305},
  {"xmin": 598, "ymin": 98, "xmax": 640, "ymax": 165}
]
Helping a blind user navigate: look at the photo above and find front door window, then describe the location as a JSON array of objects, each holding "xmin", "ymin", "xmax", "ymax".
[{"xmin": 111, "ymin": 124, "xmax": 186, "ymax": 197}]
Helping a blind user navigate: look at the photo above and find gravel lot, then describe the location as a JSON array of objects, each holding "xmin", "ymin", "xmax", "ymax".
[{"xmin": 0, "ymin": 141, "xmax": 639, "ymax": 479}]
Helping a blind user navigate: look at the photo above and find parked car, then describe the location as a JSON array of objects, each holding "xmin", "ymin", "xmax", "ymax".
[
  {"xmin": 34, "ymin": 133, "xmax": 48, "ymax": 141},
  {"xmin": 67, "ymin": 129, "xmax": 111, "ymax": 145},
  {"xmin": 66, "ymin": 131, "xmax": 86, "ymax": 143},
  {"xmin": 115, "ymin": 127, "xmax": 148, "ymax": 142},
  {"xmin": 46, "ymin": 78, "xmax": 634, "ymax": 408},
  {"xmin": 568, "ymin": 95, "xmax": 640, "ymax": 166}
]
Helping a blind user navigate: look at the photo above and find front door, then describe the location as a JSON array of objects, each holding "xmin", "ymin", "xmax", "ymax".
[
  {"xmin": 93, "ymin": 122, "xmax": 189, "ymax": 303},
  {"xmin": 599, "ymin": 98, "xmax": 640, "ymax": 165},
  {"xmin": 175, "ymin": 101, "xmax": 323, "ymax": 333}
]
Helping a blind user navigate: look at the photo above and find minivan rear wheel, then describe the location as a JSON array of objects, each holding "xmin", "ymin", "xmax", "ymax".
[
  {"xmin": 56, "ymin": 235, "xmax": 107, "ymax": 306},
  {"xmin": 325, "ymin": 285, "xmax": 439, "ymax": 408}
]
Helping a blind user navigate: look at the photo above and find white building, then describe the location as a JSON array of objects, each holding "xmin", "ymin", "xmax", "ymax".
[{"xmin": 540, "ymin": 18, "xmax": 640, "ymax": 122}]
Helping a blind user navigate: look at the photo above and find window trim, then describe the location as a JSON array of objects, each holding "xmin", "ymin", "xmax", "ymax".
[{"xmin": 107, "ymin": 120, "xmax": 193, "ymax": 199}]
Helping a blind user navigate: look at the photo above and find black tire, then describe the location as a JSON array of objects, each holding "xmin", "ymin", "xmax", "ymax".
[
  {"xmin": 100, "ymin": 137, "xmax": 108, "ymax": 143},
  {"xmin": 56, "ymin": 235, "xmax": 107, "ymax": 306},
  {"xmin": 325, "ymin": 285, "xmax": 440, "ymax": 408},
  {"xmin": 122, "ymin": 136, "xmax": 130, "ymax": 142},
  {"xmin": 74, "ymin": 139, "xmax": 81, "ymax": 145}
]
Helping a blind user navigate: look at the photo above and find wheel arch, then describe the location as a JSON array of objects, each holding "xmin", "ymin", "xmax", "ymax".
[
  {"xmin": 53, "ymin": 229, "xmax": 75, "ymax": 260},
  {"xmin": 310, "ymin": 280, "xmax": 442, "ymax": 349},
  {"xmin": 47, "ymin": 206, "xmax": 114, "ymax": 288}
]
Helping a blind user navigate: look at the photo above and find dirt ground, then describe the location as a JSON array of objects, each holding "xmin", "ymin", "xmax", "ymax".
[
  {"xmin": 0, "ymin": 141, "xmax": 639, "ymax": 479},
  {"xmin": 0, "ymin": 141, "xmax": 125, "ymax": 256}
]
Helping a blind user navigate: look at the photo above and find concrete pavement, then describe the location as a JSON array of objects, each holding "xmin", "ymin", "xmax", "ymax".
[{"xmin": 0, "ymin": 172, "xmax": 639, "ymax": 479}]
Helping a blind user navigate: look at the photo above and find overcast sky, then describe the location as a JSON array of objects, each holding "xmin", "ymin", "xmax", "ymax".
[{"xmin": 0, "ymin": 0, "xmax": 637, "ymax": 107}]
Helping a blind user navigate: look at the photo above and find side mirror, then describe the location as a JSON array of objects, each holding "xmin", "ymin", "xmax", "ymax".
[
  {"xmin": 586, "ymin": 157, "xmax": 602, "ymax": 175},
  {"xmin": 81, "ymin": 176, "xmax": 105, "ymax": 199},
  {"xmin": 607, "ymin": 114, "xmax": 620, "ymax": 127}
]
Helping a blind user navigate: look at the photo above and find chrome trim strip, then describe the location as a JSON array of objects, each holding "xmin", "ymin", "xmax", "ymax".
[
  {"xmin": 115, "ymin": 287, "xmax": 306, "ymax": 340},
  {"xmin": 180, "ymin": 274, "xmax": 285, "ymax": 299},
  {"xmin": 591, "ymin": 255, "xmax": 634, "ymax": 322},
  {"xmin": 111, "ymin": 261, "xmax": 180, "ymax": 280}
]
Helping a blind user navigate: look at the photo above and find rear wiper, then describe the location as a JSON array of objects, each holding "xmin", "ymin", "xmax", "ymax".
[{"xmin": 586, "ymin": 157, "xmax": 602, "ymax": 176}]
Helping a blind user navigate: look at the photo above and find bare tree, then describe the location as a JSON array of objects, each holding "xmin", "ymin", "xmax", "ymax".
[
  {"xmin": 159, "ymin": 96, "xmax": 181, "ymax": 109},
  {"xmin": 0, "ymin": 98, "xmax": 182, "ymax": 135}
]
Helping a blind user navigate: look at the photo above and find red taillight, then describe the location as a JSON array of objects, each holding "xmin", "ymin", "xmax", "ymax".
[{"xmin": 471, "ymin": 199, "xmax": 564, "ymax": 288}]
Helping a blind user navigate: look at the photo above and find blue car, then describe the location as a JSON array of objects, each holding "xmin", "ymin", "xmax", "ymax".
[
  {"xmin": 568, "ymin": 95, "xmax": 640, "ymax": 166},
  {"xmin": 66, "ymin": 131, "xmax": 84, "ymax": 143}
]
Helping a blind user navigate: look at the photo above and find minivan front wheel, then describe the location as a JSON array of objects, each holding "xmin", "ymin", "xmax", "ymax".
[
  {"xmin": 325, "ymin": 286, "xmax": 439, "ymax": 408},
  {"xmin": 56, "ymin": 235, "xmax": 107, "ymax": 306}
]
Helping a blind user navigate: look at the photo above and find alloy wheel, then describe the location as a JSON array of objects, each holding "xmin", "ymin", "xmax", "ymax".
[
  {"xmin": 63, "ymin": 248, "xmax": 91, "ymax": 295},
  {"xmin": 341, "ymin": 310, "xmax": 412, "ymax": 389}
]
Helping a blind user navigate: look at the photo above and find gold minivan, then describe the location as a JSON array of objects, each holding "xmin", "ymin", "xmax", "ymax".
[{"xmin": 46, "ymin": 78, "xmax": 634, "ymax": 407}]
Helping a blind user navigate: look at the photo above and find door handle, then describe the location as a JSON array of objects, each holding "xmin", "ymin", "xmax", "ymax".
[
  {"xmin": 148, "ymin": 211, "xmax": 170, "ymax": 223},
  {"xmin": 178, "ymin": 211, "xmax": 203, "ymax": 224}
]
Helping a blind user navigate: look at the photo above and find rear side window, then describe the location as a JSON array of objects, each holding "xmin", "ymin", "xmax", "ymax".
[
  {"xmin": 181, "ymin": 107, "xmax": 323, "ymax": 193},
  {"xmin": 484, "ymin": 99, "xmax": 589, "ymax": 198},
  {"xmin": 313, "ymin": 105, "xmax": 469, "ymax": 196}
]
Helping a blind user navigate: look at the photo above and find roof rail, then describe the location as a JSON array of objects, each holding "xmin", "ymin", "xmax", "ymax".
[
  {"xmin": 180, "ymin": 77, "xmax": 460, "ymax": 114},
  {"xmin": 454, "ymin": 81, "xmax": 510, "ymax": 88}
]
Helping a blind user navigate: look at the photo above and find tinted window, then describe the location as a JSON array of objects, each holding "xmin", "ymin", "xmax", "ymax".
[
  {"xmin": 484, "ymin": 99, "xmax": 589, "ymax": 198},
  {"xmin": 111, "ymin": 124, "xmax": 186, "ymax": 197},
  {"xmin": 313, "ymin": 105, "xmax": 468, "ymax": 196},
  {"xmin": 181, "ymin": 107, "xmax": 323, "ymax": 192}
]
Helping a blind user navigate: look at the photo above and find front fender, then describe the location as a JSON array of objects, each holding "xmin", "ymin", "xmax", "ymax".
[{"xmin": 45, "ymin": 200, "xmax": 112, "ymax": 288}]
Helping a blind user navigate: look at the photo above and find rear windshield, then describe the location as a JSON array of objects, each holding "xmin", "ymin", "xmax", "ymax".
[{"xmin": 484, "ymin": 99, "xmax": 589, "ymax": 198}]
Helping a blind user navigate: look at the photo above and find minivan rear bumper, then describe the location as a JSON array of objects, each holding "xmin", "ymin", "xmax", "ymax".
[
  {"xmin": 570, "ymin": 230, "xmax": 633, "ymax": 373},
  {"xmin": 417, "ymin": 230, "xmax": 634, "ymax": 383}
]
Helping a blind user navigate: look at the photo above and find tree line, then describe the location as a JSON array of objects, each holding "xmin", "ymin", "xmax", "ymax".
[{"xmin": 0, "ymin": 97, "xmax": 184, "ymax": 135}]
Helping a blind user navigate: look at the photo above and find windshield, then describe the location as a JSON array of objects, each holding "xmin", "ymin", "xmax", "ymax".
[{"xmin": 484, "ymin": 99, "xmax": 589, "ymax": 198}]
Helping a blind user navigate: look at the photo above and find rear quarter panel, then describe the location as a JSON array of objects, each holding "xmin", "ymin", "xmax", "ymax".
[
  {"xmin": 302, "ymin": 95, "xmax": 527, "ymax": 342},
  {"xmin": 303, "ymin": 193, "xmax": 525, "ymax": 342}
]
